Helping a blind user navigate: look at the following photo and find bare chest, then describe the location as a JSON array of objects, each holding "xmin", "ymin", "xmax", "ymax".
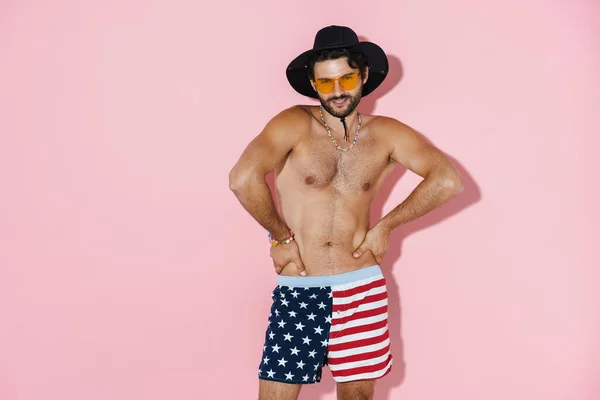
[{"xmin": 286, "ymin": 129, "xmax": 391, "ymax": 192}]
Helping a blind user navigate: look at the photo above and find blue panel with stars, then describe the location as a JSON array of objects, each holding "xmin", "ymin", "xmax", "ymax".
[{"xmin": 258, "ymin": 284, "xmax": 333, "ymax": 384}]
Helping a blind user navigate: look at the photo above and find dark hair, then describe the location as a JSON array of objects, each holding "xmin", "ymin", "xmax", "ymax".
[{"xmin": 307, "ymin": 49, "xmax": 368, "ymax": 80}]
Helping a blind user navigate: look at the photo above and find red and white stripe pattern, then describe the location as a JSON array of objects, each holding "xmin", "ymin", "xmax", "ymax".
[{"xmin": 327, "ymin": 272, "xmax": 392, "ymax": 382}]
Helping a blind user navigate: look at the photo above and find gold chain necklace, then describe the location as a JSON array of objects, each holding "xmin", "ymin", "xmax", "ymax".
[{"xmin": 319, "ymin": 106, "xmax": 361, "ymax": 152}]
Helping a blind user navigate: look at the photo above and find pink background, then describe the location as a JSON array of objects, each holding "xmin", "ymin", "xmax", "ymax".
[{"xmin": 1, "ymin": 1, "xmax": 599, "ymax": 399}]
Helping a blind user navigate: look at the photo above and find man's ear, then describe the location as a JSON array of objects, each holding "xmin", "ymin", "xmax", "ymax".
[{"xmin": 362, "ymin": 67, "xmax": 370, "ymax": 85}]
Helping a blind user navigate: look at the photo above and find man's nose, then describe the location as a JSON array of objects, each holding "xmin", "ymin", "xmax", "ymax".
[{"xmin": 332, "ymin": 81, "xmax": 345, "ymax": 96}]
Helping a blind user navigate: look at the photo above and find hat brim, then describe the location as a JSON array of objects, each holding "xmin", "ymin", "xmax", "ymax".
[{"xmin": 286, "ymin": 42, "xmax": 389, "ymax": 99}]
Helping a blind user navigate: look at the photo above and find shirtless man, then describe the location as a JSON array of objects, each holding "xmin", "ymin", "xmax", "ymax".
[{"xmin": 229, "ymin": 26, "xmax": 463, "ymax": 400}]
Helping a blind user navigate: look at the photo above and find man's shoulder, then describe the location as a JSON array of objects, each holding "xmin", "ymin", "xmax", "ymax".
[
  {"xmin": 267, "ymin": 105, "xmax": 315, "ymax": 129},
  {"xmin": 258, "ymin": 106, "xmax": 315, "ymax": 147},
  {"xmin": 276, "ymin": 104, "xmax": 315, "ymax": 119},
  {"xmin": 367, "ymin": 114, "xmax": 411, "ymax": 133},
  {"xmin": 365, "ymin": 115, "xmax": 418, "ymax": 154}
]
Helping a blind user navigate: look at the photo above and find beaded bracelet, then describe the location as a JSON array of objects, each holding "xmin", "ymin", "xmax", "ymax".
[{"xmin": 268, "ymin": 229, "xmax": 295, "ymax": 247}]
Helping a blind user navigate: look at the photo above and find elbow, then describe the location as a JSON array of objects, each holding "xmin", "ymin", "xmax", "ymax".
[
  {"xmin": 453, "ymin": 178, "xmax": 465, "ymax": 194},
  {"xmin": 228, "ymin": 169, "xmax": 246, "ymax": 194},
  {"xmin": 434, "ymin": 163, "xmax": 464, "ymax": 195},
  {"xmin": 441, "ymin": 171, "xmax": 464, "ymax": 195},
  {"xmin": 228, "ymin": 167, "xmax": 257, "ymax": 194}
]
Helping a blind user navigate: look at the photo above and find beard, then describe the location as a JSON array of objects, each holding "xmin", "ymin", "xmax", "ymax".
[{"xmin": 318, "ymin": 84, "xmax": 363, "ymax": 119}]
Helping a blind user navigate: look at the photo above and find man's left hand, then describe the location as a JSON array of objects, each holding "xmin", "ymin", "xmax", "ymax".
[{"xmin": 352, "ymin": 224, "xmax": 390, "ymax": 265}]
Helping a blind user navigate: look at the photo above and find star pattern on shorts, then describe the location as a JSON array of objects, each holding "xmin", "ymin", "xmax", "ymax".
[{"xmin": 258, "ymin": 285, "xmax": 333, "ymax": 384}]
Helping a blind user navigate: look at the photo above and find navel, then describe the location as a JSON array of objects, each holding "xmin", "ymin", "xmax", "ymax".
[{"xmin": 362, "ymin": 182, "xmax": 372, "ymax": 191}]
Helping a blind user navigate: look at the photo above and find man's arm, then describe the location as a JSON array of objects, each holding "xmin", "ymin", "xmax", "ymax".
[
  {"xmin": 228, "ymin": 106, "xmax": 308, "ymax": 240},
  {"xmin": 375, "ymin": 117, "xmax": 464, "ymax": 234}
]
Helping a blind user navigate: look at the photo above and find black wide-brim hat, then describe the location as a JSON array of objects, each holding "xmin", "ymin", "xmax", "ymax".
[{"xmin": 286, "ymin": 25, "xmax": 389, "ymax": 99}]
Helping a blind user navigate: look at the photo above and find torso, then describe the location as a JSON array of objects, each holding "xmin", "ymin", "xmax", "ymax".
[{"xmin": 274, "ymin": 105, "xmax": 396, "ymax": 276}]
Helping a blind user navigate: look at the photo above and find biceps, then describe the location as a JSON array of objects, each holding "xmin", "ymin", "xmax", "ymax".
[
  {"xmin": 392, "ymin": 135, "xmax": 445, "ymax": 178},
  {"xmin": 409, "ymin": 145, "xmax": 447, "ymax": 178},
  {"xmin": 231, "ymin": 135, "xmax": 291, "ymax": 181},
  {"xmin": 230, "ymin": 106, "xmax": 305, "ymax": 182}
]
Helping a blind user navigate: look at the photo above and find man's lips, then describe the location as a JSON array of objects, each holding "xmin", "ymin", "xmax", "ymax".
[{"xmin": 331, "ymin": 98, "xmax": 349, "ymax": 106}]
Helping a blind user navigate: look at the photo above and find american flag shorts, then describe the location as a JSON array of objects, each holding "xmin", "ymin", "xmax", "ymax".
[{"xmin": 258, "ymin": 265, "xmax": 392, "ymax": 384}]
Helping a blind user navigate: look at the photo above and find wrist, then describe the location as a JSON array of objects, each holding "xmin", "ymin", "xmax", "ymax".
[
  {"xmin": 268, "ymin": 226, "xmax": 295, "ymax": 247},
  {"xmin": 271, "ymin": 225, "xmax": 292, "ymax": 241},
  {"xmin": 375, "ymin": 220, "xmax": 393, "ymax": 236}
]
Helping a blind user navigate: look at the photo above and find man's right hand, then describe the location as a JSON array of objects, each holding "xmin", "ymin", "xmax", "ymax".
[{"xmin": 270, "ymin": 240, "xmax": 307, "ymax": 276}]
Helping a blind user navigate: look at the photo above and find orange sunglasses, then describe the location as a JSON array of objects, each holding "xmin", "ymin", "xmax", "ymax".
[{"xmin": 313, "ymin": 72, "xmax": 361, "ymax": 94}]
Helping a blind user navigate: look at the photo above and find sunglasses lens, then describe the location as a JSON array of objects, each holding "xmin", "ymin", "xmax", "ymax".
[
  {"xmin": 340, "ymin": 74, "xmax": 359, "ymax": 90},
  {"xmin": 315, "ymin": 79, "xmax": 334, "ymax": 94}
]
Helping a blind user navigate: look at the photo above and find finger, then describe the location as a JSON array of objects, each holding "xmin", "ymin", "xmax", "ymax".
[
  {"xmin": 295, "ymin": 258, "xmax": 307, "ymax": 276},
  {"xmin": 369, "ymin": 249, "xmax": 380, "ymax": 264},
  {"xmin": 353, "ymin": 243, "xmax": 368, "ymax": 258},
  {"xmin": 273, "ymin": 260, "xmax": 282, "ymax": 273}
]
